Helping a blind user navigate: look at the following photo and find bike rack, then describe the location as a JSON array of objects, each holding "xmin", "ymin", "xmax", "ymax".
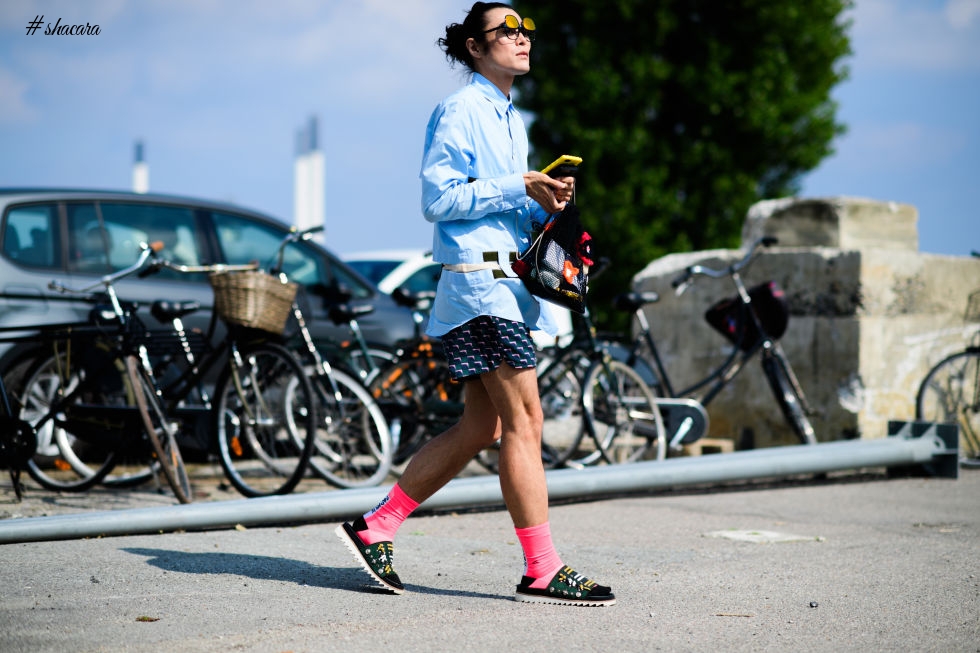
[{"xmin": 0, "ymin": 420, "xmax": 957, "ymax": 545}]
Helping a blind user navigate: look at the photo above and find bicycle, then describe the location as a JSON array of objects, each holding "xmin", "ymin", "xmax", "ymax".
[
  {"xmin": 915, "ymin": 250, "xmax": 980, "ymax": 468},
  {"xmin": 610, "ymin": 236, "xmax": 817, "ymax": 455},
  {"xmin": 8, "ymin": 242, "xmax": 192, "ymax": 501},
  {"xmin": 336, "ymin": 286, "xmax": 463, "ymax": 475},
  {"xmin": 266, "ymin": 226, "xmax": 393, "ymax": 489},
  {"xmin": 348, "ymin": 286, "xmax": 596, "ymax": 473},
  {"xmin": 332, "ymin": 253, "xmax": 666, "ymax": 474},
  {"xmin": 473, "ymin": 257, "xmax": 667, "ymax": 471},
  {"xmin": 134, "ymin": 252, "xmax": 319, "ymax": 498},
  {"xmin": 0, "ymin": 364, "xmax": 36, "ymax": 501}
]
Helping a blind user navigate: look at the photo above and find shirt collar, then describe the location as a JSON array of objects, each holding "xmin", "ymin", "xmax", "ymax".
[{"xmin": 471, "ymin": 73, "xmax": 514, "ymax": 117}]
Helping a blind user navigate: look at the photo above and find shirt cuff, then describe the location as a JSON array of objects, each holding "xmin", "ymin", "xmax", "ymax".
[{"xmin": 500, "ymin": 172, "xmax": 527, "ymax": 208}]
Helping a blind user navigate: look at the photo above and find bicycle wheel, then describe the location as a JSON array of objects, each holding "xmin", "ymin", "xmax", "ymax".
[
  {"xmin": 343, "ymin": 345, "xmax": 399, "ymax": 386},
  {"xmin": 0, "ymin": 407, "xmax": 36, "ymax": 501},
  {"xmin": 475, "ymin": 348, "xmax": 590, "ymax": 474},
  {"xmin": 369, "ymin": 348, "xmax": 463, "ymax": 472},
  {"xmin": 761, "ymin": 346, "xmax": 817, "ymax": 445},
  {"xmin": 916, "ymin": 347, "xmax": 980, "ymax": 467},
  {"xmin": 581, "ymin": 358, "xmax": 666, "ymax": 464},
  {"xmin": 125, "ymin": 356, "xmax": 192, "ymax": 503},
  {"xmin": 307, "ymin": 366, "xmax": 393, "ymax": 488},
  {"xmin": 19, "ymin": 348, "xmax": 131, "ymax": 492},
  {"xmin": 214, "ymin": 342, "xmax": 317, "ymax": 497},
  {"xmin": 538, "ymin": 349, "xmax": 591, "ymax": 468}
]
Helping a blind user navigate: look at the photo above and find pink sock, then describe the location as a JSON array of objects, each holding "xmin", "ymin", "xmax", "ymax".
[
  {"xmin": 515, "ymin": 522, "xmax": 564, "ymax": 589},
  {"xmin": 357, "ymin": 484, "xmax": 419, "ymax": 545}
]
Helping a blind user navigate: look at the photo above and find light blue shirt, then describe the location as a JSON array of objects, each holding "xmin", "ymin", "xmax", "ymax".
[{"xmin": 420, "ymin": 73, "xmax": 555, "ymax": 337}]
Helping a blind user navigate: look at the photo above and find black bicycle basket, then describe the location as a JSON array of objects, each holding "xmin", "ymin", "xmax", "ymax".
[{"xmin": 704, "ymin": 280, "xmax": 789, "ymax": 350}]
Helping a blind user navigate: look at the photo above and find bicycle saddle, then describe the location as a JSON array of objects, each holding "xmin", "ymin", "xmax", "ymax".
[
  {"xmin": 328, "ymin": 303, "xmax": 375, "ymax": 325},
  {"xmin": 613, "ymin": 292, "xmax": 660, "ymax": 313},
  {"xmin": 151, "ymin": 300, "xmax": 201, "ymax": 322}
]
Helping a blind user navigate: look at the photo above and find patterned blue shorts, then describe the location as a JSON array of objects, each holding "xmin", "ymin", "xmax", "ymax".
[{"xmin": 441, "ymin": 315, "xmax": 537, "ymax": 381}]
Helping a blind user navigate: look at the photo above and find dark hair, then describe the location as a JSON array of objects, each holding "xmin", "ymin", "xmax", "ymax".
[{"xmin": 438, "ymin": 2, "xmax": 512, "ymax": 71}]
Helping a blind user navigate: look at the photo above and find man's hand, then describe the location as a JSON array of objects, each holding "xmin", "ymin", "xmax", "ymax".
[{"xmin": 524, "ymin": 171, "xmax": 575, "ymax": 213}]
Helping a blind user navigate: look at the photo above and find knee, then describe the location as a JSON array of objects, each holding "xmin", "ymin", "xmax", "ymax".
[
  {"xmin": 458, "ymin": 414, "xmax": 502, "ymax": 449},
  {"xmin": 505, "ymin": 402, "xmax": 543, "ymax": 441}
]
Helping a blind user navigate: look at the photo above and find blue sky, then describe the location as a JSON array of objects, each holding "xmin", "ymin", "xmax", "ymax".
[{"xmin": 1, "ymin": 1, "xmax": 978, "ymax": 259}]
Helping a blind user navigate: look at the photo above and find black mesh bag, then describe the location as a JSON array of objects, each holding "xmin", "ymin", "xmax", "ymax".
[{"xmin": 511, "ymin": 204, "xmax": 591, "ymax": 314}]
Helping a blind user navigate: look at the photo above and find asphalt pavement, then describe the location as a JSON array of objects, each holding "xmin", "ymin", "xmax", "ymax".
[{"xmin": 0, "ymin": 467, "xmax": 977, "ymax": 652}]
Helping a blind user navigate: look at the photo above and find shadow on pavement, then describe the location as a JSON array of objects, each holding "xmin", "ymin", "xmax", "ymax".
[{"xmin": 121, "ymin": 546, "xmax": 508, "ymax": 601}]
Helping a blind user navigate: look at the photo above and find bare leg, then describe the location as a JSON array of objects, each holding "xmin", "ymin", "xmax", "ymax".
[
  {"xmin": 397, "ymin": 379, "xmax": 501, "ymax": 503},
  {"xmin": 478, "ymin": 364, "xmax": 546, "ymax": 528},
  {"xmin": 398, "ymin": 363, "xmax": 546, "ymax": 529},
  {"xmin": 339, "ymin": 360, "xmax": 613, "ymax": 603}
]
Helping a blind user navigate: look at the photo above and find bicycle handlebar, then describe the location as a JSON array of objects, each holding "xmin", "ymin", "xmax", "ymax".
[
  {"xmin": 48, "ymin": 241, "xmax": 165, "ymax": 295},
  {"xmin": 589, "ymin": 256, "xmax": 612, "ymax": 281},
  {"xmin": 671, "ymin": 236, "xmax": 777, "ymax": 294},
  {"xmin": 270, "ymin": 225, "xmax": 325, "ymax": 275},
  {"xmin": 146, "ymin": 258, "xmax": 260, "ymax": 276}
]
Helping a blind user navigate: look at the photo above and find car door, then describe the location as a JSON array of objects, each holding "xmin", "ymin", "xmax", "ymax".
[{"xmin": 0, "ymin": 201, "xmax": 74, "ymax": 329}]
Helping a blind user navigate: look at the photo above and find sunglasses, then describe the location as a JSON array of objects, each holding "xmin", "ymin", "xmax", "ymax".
[{"xmin": 483, "ymin": 15, "xmax": 536, "ymax": 42}]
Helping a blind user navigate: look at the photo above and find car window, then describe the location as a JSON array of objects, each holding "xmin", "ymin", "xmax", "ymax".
[
  {"xmin": 66, "ymin": 203, "xmax": 108, "ymax": 273},
  {"xmin": 3, "ymin": 204, "xmax": 60, "ymax": 268},
  {"xmin": 99, "ymin": 203, "xmax": 205, "ymax": 281},
  {"xmin": 346, "ymin": 260, "xmax": 401, "ymax": 286},
  {"xmin": 65, "ymin": 202, "xmax": 206, "ymax": 281},
  {"xmin": 399, "ymin": 263, "xmax": 442, "ymax": 294},
  {"xmin": 210, "ymin": 212, "xmax": 372, "ymax": 300}
]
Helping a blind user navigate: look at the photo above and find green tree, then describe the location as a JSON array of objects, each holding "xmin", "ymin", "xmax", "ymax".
[{"xmin": 514, "ymin": 0, "xmax": 851, "ymax": 328}]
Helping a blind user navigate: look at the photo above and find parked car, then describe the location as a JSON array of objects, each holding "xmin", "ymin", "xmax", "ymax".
[
  {"xmin": 344, "ymin": 248, "xmax": 574, "ymax": 348},
  {"xmin": 0, "ymin": 188, "xmax": 417, "ymax": 377},
  {"xmin": 344, "ymin": 249, "xmax": 441, "ymax": 296}
]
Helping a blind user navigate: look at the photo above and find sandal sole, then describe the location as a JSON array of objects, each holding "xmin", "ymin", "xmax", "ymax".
[
  {"xmin": 515, "ymin": 591, "xmax": 616, "ymax": 606},
  {"xmin": 334, "ymin": 523, "xmax": 405, "ymax": 594}
]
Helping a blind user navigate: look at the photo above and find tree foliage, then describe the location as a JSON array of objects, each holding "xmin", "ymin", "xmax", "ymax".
[{"xmin": 513, "ymin": 0, "xmax": 852, "ymax": 328}]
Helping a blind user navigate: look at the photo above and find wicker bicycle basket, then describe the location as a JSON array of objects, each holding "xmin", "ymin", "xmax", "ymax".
[{"xmin": 208, "ymin": 270, "xmax": 298, "ymax": 335}]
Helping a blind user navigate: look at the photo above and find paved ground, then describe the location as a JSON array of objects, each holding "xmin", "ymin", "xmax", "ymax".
[{"xmin": 0, "ymin": 467, "xmax": 977, "ymax": 652}]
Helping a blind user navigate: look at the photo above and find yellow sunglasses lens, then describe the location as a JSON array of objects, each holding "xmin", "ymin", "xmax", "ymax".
[{"xmin": 503, "ymin": 15, "xmax": 535, "ymax": 32}]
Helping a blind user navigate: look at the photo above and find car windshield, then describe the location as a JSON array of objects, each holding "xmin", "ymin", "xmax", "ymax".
[{"xmin": 346, "ymin": 259, "xmax": 402, "ymax": 286}]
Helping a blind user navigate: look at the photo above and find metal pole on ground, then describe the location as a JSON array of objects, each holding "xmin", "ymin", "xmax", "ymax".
[{"xmin": 0, "ymin": 421, "xmax": 957, "ymax": 545}]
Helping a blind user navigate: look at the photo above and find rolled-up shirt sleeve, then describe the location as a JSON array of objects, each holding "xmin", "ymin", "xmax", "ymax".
[{"xmin": 421, "ymin": 84, "xmax": 529, "ymax": 224}]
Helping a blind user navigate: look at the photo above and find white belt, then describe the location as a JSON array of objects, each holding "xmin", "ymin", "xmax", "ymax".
[
  {"xmin": 443, "ymin": 251, "xmax": 519, "ymax": 278},
  {"xmin": 442, "ymin": 262, "xmax": 501, "ymax": 273}
]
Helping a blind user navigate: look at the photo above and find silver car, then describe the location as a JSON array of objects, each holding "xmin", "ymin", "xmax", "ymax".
[{"xmin": 0, "ymin": 188, "xmax": 416, "ymax": 379}]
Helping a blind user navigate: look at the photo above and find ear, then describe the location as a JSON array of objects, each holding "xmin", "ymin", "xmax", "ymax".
[{"xmin": 466, "ymin": 37, "xmax": 482, "ymax": 60}]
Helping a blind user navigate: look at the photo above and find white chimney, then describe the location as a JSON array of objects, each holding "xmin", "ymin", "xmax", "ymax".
[
  {"xmin": 293, "ymin": 116, "xmax": 325, "ymax": 239},
  {"xmin": 132, "ymin": 140, "xmax": 149, "ymax": 193}
]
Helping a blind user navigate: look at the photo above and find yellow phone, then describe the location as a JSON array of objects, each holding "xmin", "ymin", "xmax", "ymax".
[{"xmin": 541, "ymin": 154, "xmax": 582, "ymax": 177}]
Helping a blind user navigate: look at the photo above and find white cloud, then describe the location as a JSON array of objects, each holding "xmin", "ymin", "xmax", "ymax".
[
  {"xmin": 65, "ymin": 0, "xmax": 464, "ymax": 104},
  {"xmin": 851, "ymin": 0, "xmax": 980, "ymax": 71},
  {"xmin": 831, "ymin": 120, "xmax": 967, "ymax": 172},
  {"xmin": 944, "ymin": 0, "xmax": 980, "ymax": 29},
  {"xmin": 0, "ymin": 0, "xmax": 129, "ymax": 31},
  {"xmin": 0, "ymin": 67, "xmax": 34, "ymax": 123}
]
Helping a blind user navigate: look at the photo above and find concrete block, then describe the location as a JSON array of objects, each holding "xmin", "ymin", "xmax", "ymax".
[
  {"xmin": 680, "ymin": 437, "xmax": 734, "ymax": 456},
  {"xmin": 632, "ymin": 199, "xmax": 979, "ymax": 448},
  {"xmin": 742, "ymin": 196, "xmax": 918, "ymax": 251}
]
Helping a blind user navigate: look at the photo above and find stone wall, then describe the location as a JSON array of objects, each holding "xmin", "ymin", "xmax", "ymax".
[{"xmin": 632, "ymin": 196, "xmax": 980, "ymax": 448}]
